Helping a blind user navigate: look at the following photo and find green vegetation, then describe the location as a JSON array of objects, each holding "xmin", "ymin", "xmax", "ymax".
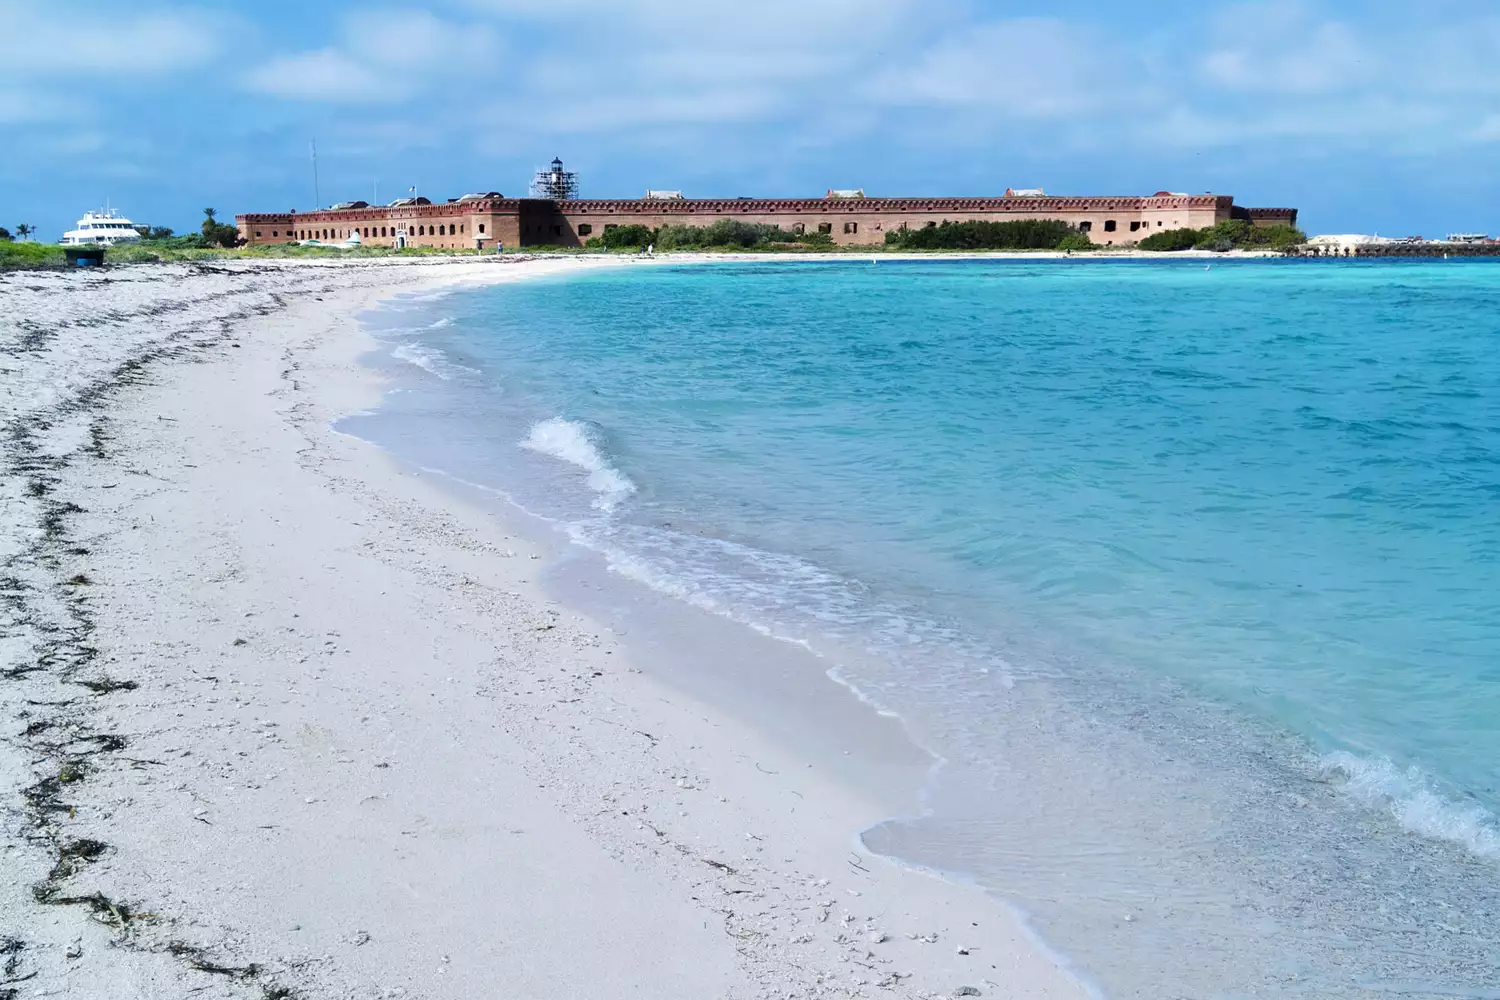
[
  {"xmin": 1136, "ymin": 227, "xmax": 1202, "ymax": 252},
  {"xmin": 1054, "ymin": 231, "xmax": 1097, "ymax": 252},
  {"xmin": 0, "ymin": 241, "xmax": 64, "ymax": 268},
  {"xmin": 656, "ymin": 219, "xmax": 831, "ymax": 250},
  {"xmin": 1, "ymin": 237, "xmax": 502, "ymax": 269},
  {"xmin": 583, "ymin": 218, "xmax": 833, "ymax": 251},
  {"xmin": 133, "ymin": 225, "xmax": 175, "ymax": 240},
  {"xmin": 200, "ymin": 207, "xmax": 242, "ymax": 248},
  {"xmin": 15, "ymin": 223, "xmax": 35, "ymax": 240},
  {"xmin": 110, "ymin": 241, "xmax": 479, "ymax": 263},
  {"xmin": 884, "ymin": 219, "xmax": 1088, "ymax": 251},
  {"xmin": 0, "ymin": 226, "xmax": 11, "ymax": 241},
  {"xmin": 585, "ymin": 223, "xmax": 655, "ymax": 250},
  {"xmin": 1139, "ymin": 219, "xmax": 1306, "ymax": 252}
]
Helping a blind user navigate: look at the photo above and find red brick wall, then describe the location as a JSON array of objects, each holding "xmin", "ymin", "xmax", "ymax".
[{"xmin": 237, "ymin": 194, "xmax": 1264, "ymax": 249}]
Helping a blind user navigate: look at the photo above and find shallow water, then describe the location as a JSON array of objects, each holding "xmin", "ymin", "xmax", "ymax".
[{"xmin": 346, "ymin": 259, "xmax": 1500, "ymax": 998}]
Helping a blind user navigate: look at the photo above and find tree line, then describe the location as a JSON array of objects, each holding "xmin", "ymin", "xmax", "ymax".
[{"xmin": 1137, "ymin": 219, "xmax": 1305, "ymax": 252}]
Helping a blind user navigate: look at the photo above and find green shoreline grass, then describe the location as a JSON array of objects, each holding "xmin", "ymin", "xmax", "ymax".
[
  {"xmin": 2, "ymin": 241, "xmax": 1152, "ymax": 270},
  {"xmin": 1, "ymin": 239, "xmax": 1285, "ymax": 271}
]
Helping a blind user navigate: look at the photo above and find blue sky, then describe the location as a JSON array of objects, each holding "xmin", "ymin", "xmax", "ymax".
[{"xmin": 5, "ymin": 0, "xmax": 1500, "ymax": 240}]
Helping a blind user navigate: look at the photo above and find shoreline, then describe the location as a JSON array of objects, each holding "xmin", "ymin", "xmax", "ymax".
[
  {"xmin": 0, "ymin": 258, "xmax": 1090, "ymax": 999},
  {"xmin": 3, "ymin": 246, "xmax": 1292, "ymax": 273},
  {"xmin": 344, "ymin": 257, "xmax": 1500, "ymax": 1000}
]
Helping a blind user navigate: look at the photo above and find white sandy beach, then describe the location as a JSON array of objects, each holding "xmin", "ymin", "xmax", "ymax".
[{"xmin": 0, "ymin": 257, "xmax": 1091, "ymax": 1000}]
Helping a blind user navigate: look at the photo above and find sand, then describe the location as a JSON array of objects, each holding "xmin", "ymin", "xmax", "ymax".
[{"xmin": 0, "ymin": 257, "xmax": 1091, "ymax": 999}]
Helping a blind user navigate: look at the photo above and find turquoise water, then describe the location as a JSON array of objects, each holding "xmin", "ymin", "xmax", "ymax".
[{"xmin": 350, "ymin": 259, "xmax": 1500, "ymax": 998}]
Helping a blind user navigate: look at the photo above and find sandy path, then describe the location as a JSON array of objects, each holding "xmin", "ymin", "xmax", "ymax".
[{"xmin": 0, "ymin": 258, "xmax": 1089, "ymax": 999}]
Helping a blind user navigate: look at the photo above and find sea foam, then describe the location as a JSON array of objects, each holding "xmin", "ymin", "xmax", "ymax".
[
  {"xmin": 390, "ymin": 342, "xmax": 480, "ymax": 380},
  {"xmin": 1321, "ymin": 751, "xmax": 1500, "ymax": 859},
  {"xmin": 520, "ymin": 417, "xmax": 636, "ymax": 511}
]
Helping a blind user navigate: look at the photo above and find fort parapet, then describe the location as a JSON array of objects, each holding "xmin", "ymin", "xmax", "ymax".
[{"xmin": 236, "ymin": 192, "xmax": 1297, "ymax": 250}]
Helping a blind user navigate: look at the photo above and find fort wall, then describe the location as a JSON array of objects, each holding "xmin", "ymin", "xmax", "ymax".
[{"xmin": 237, "ymin": 194, "xmax": 1296, "ymax": 249}]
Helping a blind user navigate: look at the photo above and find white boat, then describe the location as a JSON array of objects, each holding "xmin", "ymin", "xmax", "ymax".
[{"xmin": 60, "ymin": 208, "xmax": 141, "ymax": 246}]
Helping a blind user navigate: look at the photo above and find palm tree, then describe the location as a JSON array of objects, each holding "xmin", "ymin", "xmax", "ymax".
[
  {"xmin": 15, "ymin": 223, "xmax": 34, "ymax": 241},
  {"xmin": 203, "ymin": 208, "xmax": 217, "ymax": 223}
]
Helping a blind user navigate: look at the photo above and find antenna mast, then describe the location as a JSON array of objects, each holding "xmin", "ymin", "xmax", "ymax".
[{"xmin": 311, "ymin": 139, "xmax": 321, "ymax": 209}]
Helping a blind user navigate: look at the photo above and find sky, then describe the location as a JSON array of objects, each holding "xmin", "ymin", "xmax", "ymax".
[{"xmin": 5, "ymin": 0, "xmax": 1500, "ymax": 240}]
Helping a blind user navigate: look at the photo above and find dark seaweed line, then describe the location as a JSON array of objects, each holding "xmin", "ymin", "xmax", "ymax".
[{"xmin": 0, "ymin": 270, "xmax": 335, "ymax": 999}]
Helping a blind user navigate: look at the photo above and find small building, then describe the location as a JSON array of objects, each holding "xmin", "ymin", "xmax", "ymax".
[
  {"xmin": 826, "ymin": 189, "xmax": 865, "ymax": 200},
  {"xmin": 1005, "ymin": 187, "xmax": 1045, "ymax": 197},
  {"xmin": 645, "ymin": 190, "xmax": 685, "ymax": 200}
]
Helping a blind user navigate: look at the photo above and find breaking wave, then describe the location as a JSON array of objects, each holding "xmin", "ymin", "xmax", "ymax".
[
  {"xmin": 520, "ymin": 417, "xmax": 636, "ymax": 511},
  {"xmin": 1321, "ymin": 751, "xmax": 1500, "ymax": 859}
]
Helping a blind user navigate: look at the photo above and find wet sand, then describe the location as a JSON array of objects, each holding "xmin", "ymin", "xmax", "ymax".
[{"xmin": 0, "ymin": 257, "xmax": 1089, "ymax": 999}]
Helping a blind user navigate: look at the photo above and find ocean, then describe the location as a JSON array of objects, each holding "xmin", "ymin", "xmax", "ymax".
[{"xmin": 346, "ymin": 258, "xmax": 1500, "ymax": 999}]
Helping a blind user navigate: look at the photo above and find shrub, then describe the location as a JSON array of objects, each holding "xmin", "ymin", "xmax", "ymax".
[
  {"xmin": 1193, "ymin": 219, "xmax": 1251, "ymax": 250},
  {"xmin": 700, "ymin": 219, "xmax": 783, "ymax": 248},
  {"xmin": 1055, "ymin": 231, "xmax": 1095, "ymax": 252},
  {"xmin": 1138, "ymin": 221, "xmax": 1306, "ymax": 252},
  {"xmin": 0, "ymin": 241, "xmax": 64, "ymax": 268},
  {"xmin": 141, "ymin": 234, "xmax": 210, "ymax": 250},
  {"xmin": 652, "ymin": 220, "xmax": 813, "ymax": 250},
  {"xmin": 886, "ymin": 219, "xmax": 1081, "ymax": 251},
  {"xmin": 0, "ymin": 226, "xmax": 11, "ymax": 241},
  {"xmin": 199, "ymin": 207, "xmax": 243, "ymax": 249},
  {"xmin": 598, "ymin": 224, "xmax": 655, "ymax": 250},
  {"xmin": 1240, "ymin": 223, "xmax": 1305, "ymax": 249},
  {"xmin": 1138, "ymin": 227, "xmax": 1201, "ymax": 252}
]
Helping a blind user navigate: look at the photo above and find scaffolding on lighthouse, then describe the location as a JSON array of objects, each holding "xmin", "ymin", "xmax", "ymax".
[{"xmin": 530, "ymin": 157, "xmax": 578, "ymax": 200}]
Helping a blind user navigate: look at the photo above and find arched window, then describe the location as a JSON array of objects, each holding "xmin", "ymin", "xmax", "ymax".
[
  {"xmin": 459, "ymin": 224, "xmax": 465, "ymax": 234},
  {"xmin": 479, "ymin": 223, "xmax": 486, "ymax": 234},
  {"xmin": 418, "ymin": 225, "xmax": 425, "ymax": 236}
]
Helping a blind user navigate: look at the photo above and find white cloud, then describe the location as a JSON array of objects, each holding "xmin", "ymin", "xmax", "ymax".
[
  {"xmin": 1470, "ymin": 114, "xmax": 1500, "ymax": 143},
  {"xmin": 0, "ymin": 2, "xmax": 221, "ymax": 76},
  {"xmin": 242, "ymin": 8, "xmax": 501, "ymax": 104},
  {"xmin": 866, "ymin": 18, "xmax": 1152, "ymax": 119},
  {"xmin": 0, "ymin": 90, "xmax": 82, "ymax": 125},
  {"xmin": 1198, "ymin": 2, "xmax": 1369, "ymax": 94},
  {"xmin": 243, "ymin": 50, "xmax": 398, "ymax": 104},
  {"xmin": 239, "ymin": 0, "xmax": 1500, "ymax": 165}
]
